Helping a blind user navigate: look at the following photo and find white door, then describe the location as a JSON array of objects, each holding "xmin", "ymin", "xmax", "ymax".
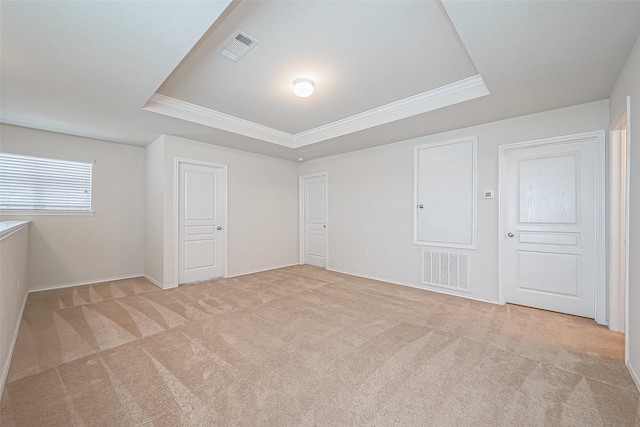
[
  {"xmin": 503, "ymin": 134, "xmax": 602, "ymax": 318},
  {"xmin": 301, "ymin": 174, "xmax": 327, "ymax": 267},
  {"xmin": 178, "ymin": 161, "xmax": 225, "ymax": 284}
]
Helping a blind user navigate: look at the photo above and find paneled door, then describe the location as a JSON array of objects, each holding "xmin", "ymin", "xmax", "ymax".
[
  {"xmin": 301, "ymin": 173, "xmax": 327, "ymax": 267},
  {"xmin": 503, "ymin": 132, "xmax": 603, "ymax": 318},
  {"xmin": 178, "ymin": 161, "xmax": 225, "ymax": 284}
]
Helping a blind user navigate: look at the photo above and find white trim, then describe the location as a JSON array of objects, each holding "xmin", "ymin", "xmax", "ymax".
[
  {"xmin": 294, "ymin": 75, "xmax": 489, "ymax": 147},
  {"xmin": 28, "ymin": 274, "xmax": 145, "ymax": 293},
  {"xmin": 144, "ymin": 275, "xmax": 165, "ymax": 290},
  {"xmin": 173, "ymin": 158, "xmax": 229, "ymax": 287},
  {"xmin": 414, "ymin": 136, "xmax": 477, "ymax": 250},
  {"xmin": 608, "ymin": 125, "xmax": 626, "ymax": 331},
  {"xmin": 145, "ymin": 94, "xmax": 292, "ymax": 147},
  {"xmin": 627, "ymin": 361, "xmax": 640, "ymax": 393},
  {"xmin": 143, "ymin": 75, "xmax": 489, "ymax": 149},
  {"xmin": 328, "ymin": 267, "xmax": 499, "ymax": 305},
  {"xmin": 594, "ymin": 131, "xmax": 607, "ymax": 325},
  {"xmin": 225, "ymin": 263, "xmax": 299, "ymax": 278},
  {"xmin": 299, "ymin": 177, "xmax": 304, "ymax": 265},
  {"xmin": 0, "ymin": 291, "xmax": 28, "ymax": 395},
  {"xmin": 0, "ymin": 221, "xmax": 29, "ymax": 241},
  {"xmin": 624, "ymin": 95, "xmax": 632, "ymax": 364},
  {"xmin": 498, "ymin": 142, "xmax": 507, "ymax": 305},
  {"xmin": 498, "ymin": 130, "xmax": 607, "ymax": 323},
  {"xmin": 299, "ymin": 172, "xmax": 329, "ymax": 267}
]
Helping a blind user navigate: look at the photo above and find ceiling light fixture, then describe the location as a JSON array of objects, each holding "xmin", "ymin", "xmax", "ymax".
[{"xmin": 293, "ymin": 78, "xmax": 314, "ymax": 98}]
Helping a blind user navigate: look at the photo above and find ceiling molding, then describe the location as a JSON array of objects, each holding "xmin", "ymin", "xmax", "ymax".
[
  {"xmin": 143, "ymin": 94, "xmax": 293, "ymax": 147},
  {"xmin": 292, "ymin": 75, "xmax": 489, "ymax": 147},
  {"xmin": 143, "ymin": 74, "xmax": 489, "ymax": 149}
]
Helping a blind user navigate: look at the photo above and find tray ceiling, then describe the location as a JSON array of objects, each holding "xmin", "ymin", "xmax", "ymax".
[{"xmin": 2, "ymin": 1, "xmax": 640, "ymax": 160}]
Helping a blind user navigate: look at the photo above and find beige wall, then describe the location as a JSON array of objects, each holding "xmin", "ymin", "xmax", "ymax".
[
  {"xmin": 145, "ymin": 135, "xmax": 300, "ymax": 288},
  {"xmin": 0, "ymin": 124, "xmax": 145, "ymax": 290},
  {"xmin": 299, "ymin": 100, "xmax": 609, "ymax": 303},
  {"xmin": 0, "ymin": 223, "xmax": 29, "ymax": 394},
  {"xmin": 610, "ymin": 32, "xmax": 640, "ymax": 389}
]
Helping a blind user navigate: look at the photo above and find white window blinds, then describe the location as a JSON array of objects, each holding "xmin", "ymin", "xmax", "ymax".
[{"xmin": 0, "ymin": 153, "xmax": 93, "ymax": 211}]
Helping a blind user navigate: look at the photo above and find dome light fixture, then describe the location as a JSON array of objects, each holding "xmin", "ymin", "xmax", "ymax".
[{"xmin": 292, "ymin": 78, "xmax": 314, "ymax": 98}]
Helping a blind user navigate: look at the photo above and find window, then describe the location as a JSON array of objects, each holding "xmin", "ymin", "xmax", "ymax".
[{"xmin": 0, "ymin": 152, "xmax": 93, "ymax": 212}]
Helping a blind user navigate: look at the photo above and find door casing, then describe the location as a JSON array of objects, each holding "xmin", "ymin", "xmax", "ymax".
[
  {"xmin": 173, "ymin": 158, "xmax": 228, "ymax": 288},
  {"xmin": 609, "ymin": 115, "xmax": 628, "ymax": 332},
  {"xmin": 498, "ymin": 131, "xmax": 606, "ymax": 324}
]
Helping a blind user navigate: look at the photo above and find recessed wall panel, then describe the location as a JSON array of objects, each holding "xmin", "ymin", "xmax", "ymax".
[{"xmin": 415, "ymin": 137, "xmax": 476, "ymax": 248}]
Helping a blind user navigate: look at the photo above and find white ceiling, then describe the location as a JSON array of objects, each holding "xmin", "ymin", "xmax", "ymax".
[{"xmin": 2, "ymin": 1, "xmax": 640, "ymax": 161}]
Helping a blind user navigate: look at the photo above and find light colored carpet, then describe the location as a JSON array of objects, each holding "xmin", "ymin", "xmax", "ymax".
[{"xmin": 1, "ymin": 265, "xmax": 638, "ymax": 426}]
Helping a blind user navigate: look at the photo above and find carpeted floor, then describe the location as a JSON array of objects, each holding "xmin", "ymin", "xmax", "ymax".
[{"xmin": 1, "ymin": 265, "xmax": 638, "ymax": 426}]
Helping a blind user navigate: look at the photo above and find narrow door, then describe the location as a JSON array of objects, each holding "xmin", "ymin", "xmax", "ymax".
[
  {"xmin": 178, "ymin": 161, "xmax": 224, "ymax": 284},
  {"xmin": 302, "ymin": 174, "xmax": 327, "ymax": 267},
  {"xmin": 504, "ymin": 135, "xmax": 600, "ymax": 318}
]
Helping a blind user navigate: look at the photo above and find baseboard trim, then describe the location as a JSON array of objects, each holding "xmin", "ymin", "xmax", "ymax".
[
  {"xmin": 627, "ymin": 360, "xmax": 640, "ymax": 393},
  {"xmin": 327, "ymin": 267, "xmax": 499, "ymax": 305},
  {"xmin": 144, "ymin": 275, "xmax": 165, "ymax": 290},
  {"xmin": 226, "ymin": 263, "xmax": 299, "ymax": 279},
  {"xmin": 1, "ymin": 290, "xmax": 28, "ymax": 395},
  {"xmin": 29, "ymin": 274, "xmax": 145, "ymax": 293}
]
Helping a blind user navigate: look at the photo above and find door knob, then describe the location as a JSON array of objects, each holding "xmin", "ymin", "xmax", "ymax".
[
  {"xmin": 507, "ymin": 232, "xmax": 514, "ymax": 237},
  {"xmin": 217, "ymin": 226, "xmax": 222, "ymax": 231},
  {"xmin": 418, "ymin": 204, "xmax": 424, "ymax": 209}
]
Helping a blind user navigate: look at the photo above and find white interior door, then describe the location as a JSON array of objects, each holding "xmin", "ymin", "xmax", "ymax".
[
  {"xmin": 178, "ymin": 161, "xmax": 224, "ymax": 284},
  {"xmin": 503, "ymin": 134, "xmax": 601, "ymax": 318},
  {"xmin": 301, "ymin": 174, "xmax": 327, "ymax": 267}
]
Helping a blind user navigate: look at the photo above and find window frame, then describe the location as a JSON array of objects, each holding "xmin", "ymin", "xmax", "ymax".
[{"xmin": 0, "ymin": 151, "xmax": 95, "ymax": 216}]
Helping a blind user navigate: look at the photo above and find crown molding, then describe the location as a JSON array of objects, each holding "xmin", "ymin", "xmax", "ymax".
[
  {"xmin": 292, "ymin": 75, "xmax": 488, "ymax": 147},
  {"xmin": 143, "ymin": 74, "xmax": 489, "ymax": 149},
  {"xmin": 143, "ymin": 94, "xmax": 293, "ymax": 147}
]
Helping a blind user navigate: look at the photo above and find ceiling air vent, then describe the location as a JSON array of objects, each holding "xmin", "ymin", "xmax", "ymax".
[{"xmin": 218, "ymin": 30, "xmax": 259, "ymax": 62}]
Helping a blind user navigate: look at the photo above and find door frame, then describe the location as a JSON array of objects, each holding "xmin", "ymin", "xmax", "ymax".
[
  {"xmin": 611, "ymin": 96, "xmax": 631, "ymax": 362},
  {"xmin": 173, "ymin": 157, "xmax": 228, "ymax": 287},
  {"xmin": 498, "ymin": 130, "xmax": 606, "ymax": 324},
  {"xmin": 299, "ymin": 172, "xmax": 329, "ymax": 266},
  {"xmin": 609, "ymin": 109, "xmax": 629, "ymax": 333}
]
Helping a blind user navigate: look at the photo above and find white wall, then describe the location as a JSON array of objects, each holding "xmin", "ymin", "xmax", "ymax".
[
  {"xmin": 0, "ymin": 124, "xmax": 145, "ymax": 291},
  {"xmin": 610, "ymin": 33, "xmax": 640, "ymax": 390},
  {"xmin": 299, "ymin": 100, "xmax": 609, "ymax": 303},
  {"xmin": 144, "ymin": 136, "xmax": 165, "ymax": 286},
  {"xmin": 145, "ymin": 135, "xmax": 299, "ymax": 287},
  {"xmin": 0, "ymin": 222, "xmax": 29, "ymax": 394}
]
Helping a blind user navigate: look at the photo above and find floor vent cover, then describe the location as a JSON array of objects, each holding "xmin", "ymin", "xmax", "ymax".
[
  {"xmin": 422, "ymin": 250, "xmax": 469, "ymax": 291},
  {"xmin": 218, "ymin": 30, "xmax": 259, "ymax": 62}
]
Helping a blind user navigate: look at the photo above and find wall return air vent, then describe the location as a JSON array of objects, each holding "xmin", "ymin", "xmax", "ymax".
[
  {"xmin": 218, "ymin": 30, "xmax": 259, "ymax": 62},
  {"xmin": 422, "ymin": 249, "xmax": 470, "ymax": 291}
]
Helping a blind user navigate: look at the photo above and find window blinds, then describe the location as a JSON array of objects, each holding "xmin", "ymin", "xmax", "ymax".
[{"xmin": 0, "ymin": 153, "xmax": 92, "ymax": 211}]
